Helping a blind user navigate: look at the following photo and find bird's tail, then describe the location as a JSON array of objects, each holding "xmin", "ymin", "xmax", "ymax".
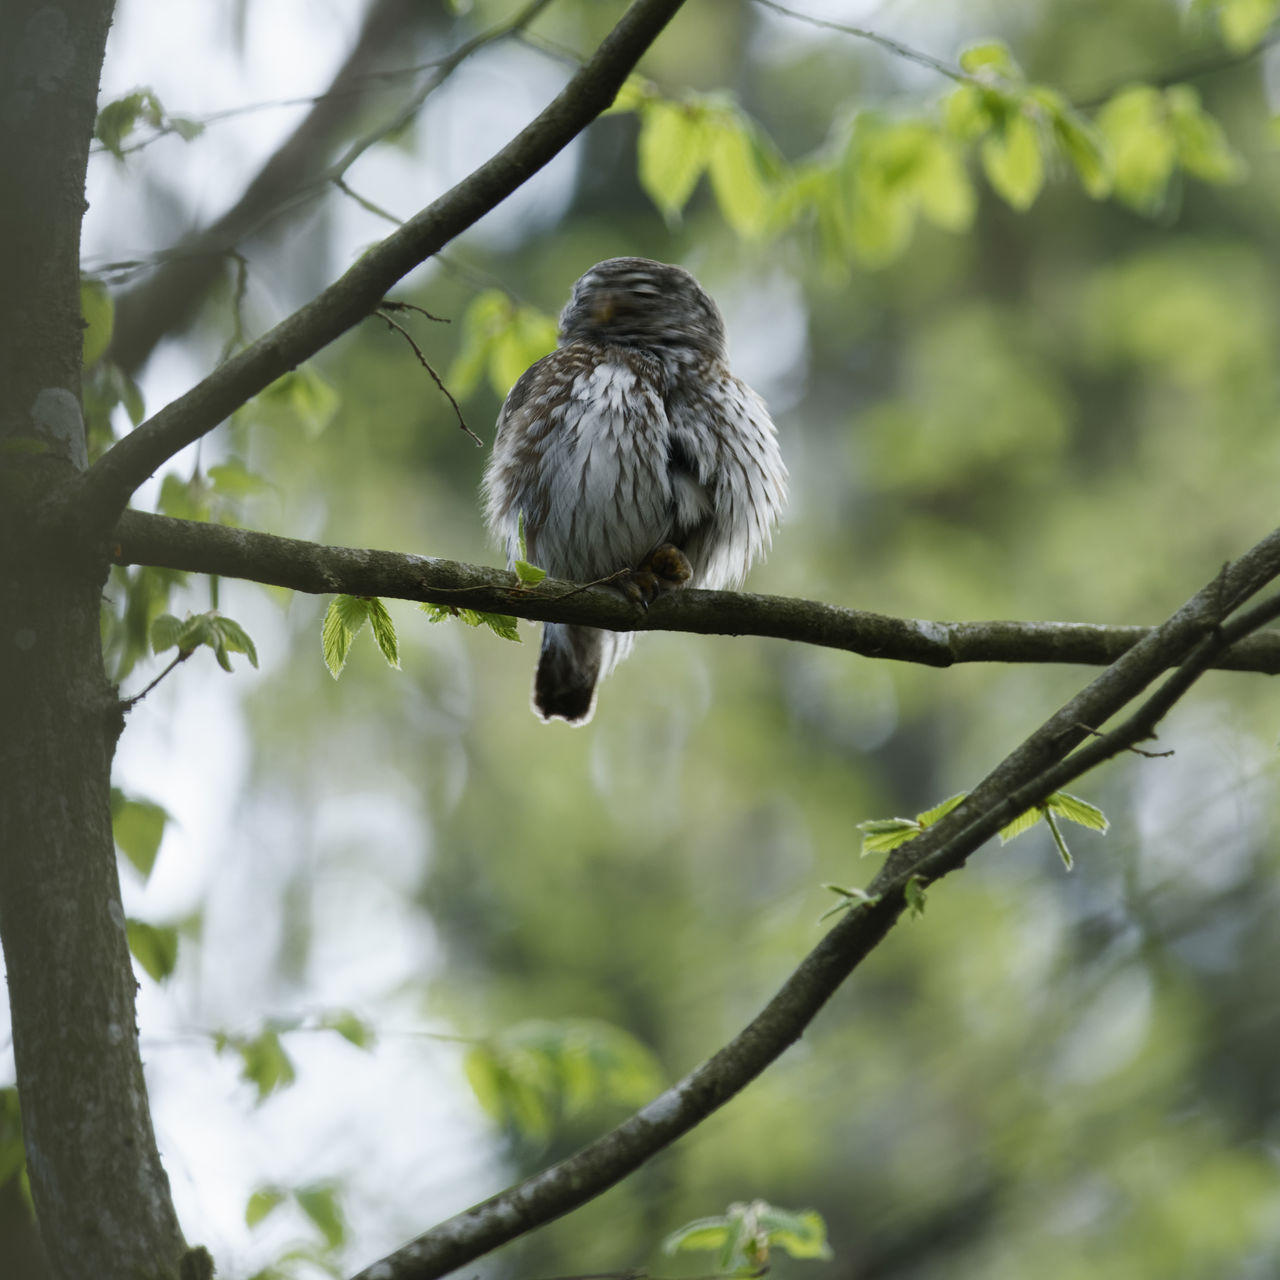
[{"xmin": 533, "ymin": 623, "xmax": 632, "ymax": 724}]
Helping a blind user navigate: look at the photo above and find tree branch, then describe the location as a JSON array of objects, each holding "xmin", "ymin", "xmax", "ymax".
[
  {"xmin": 342, "ymin": 527, "xmax": 1280, "ymax": 1280},
  {"xmin": 110, "ymin": 510, "xmax": 1280, "ymax": 674},
  {"xmin": 73, "ymin": 0, "xmax": 689, "ymax": 533}
]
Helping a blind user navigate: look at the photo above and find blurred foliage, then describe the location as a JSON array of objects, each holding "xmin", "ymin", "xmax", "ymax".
[{"xmin": 70, "ymin": 0, "xmax": 1280, "ymax": 1278}]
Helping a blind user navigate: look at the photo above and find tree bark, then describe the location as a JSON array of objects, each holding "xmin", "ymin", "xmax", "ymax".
[{"xmin": 0, "ymin": 1, "xmax": 190, "ymax": 1275}]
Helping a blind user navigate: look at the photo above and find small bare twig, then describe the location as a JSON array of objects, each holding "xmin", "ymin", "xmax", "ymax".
[
  {"xmin": 373, "ymin": 308, "xmax": 482, "ymax": 446},
  {"xmin": 120, "ymin": 651, "xmax": 192, "ymax": 710}
]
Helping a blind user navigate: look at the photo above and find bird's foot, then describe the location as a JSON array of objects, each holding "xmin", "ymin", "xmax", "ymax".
[{"xmin": 617, "ymin": 543, "xmax": 693, "ymax": 608}]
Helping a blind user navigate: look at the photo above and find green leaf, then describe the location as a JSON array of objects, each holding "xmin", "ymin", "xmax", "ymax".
[
  {"xmin": 858, "ymin": 816, "xmax": 921, "ymax": 856},
  {"xmin": 477, "ymin": 611, "xmax": 520, "ymax": 642},
  {"xmin": 318, "ymin": 1009, "xmax": 375, "ymax": 1050},
  {"xmin": 514, "ymin": 559, "xmax": 547, "ymax": 585},
  {"xmin": 488, "ymin": 307, "xmax": 558, "ymax": 399},
  {"xmin": 1165, "ymin": 84, "xmax": 1246, "ymax": 185},
  {"xmin": 245, "ymin": 1186, "xmax": 287, "ymax": 1228},
  {"xmin": 756, "ymin": 1206, "xmax": 835, "ymax": 1260},
  {"xmin": 295, "ymin": 1184, "xmax": 346, "ymax": 1250},
  {"xmin": 707, "ymin": 110, "xmax": 776, "ymax": 239},
  {"xmin": 94, "ymin": 89, "xmax": 163, "ymax": 158},
  {"xmin": 942, "ymin": 83, "xmax": 999, "ymax": 140},
  {"xmin": 208, "ymin": 460, "xmax": 273, "ymax": 500},
  {"xmin": 638, "ymin": 98, "xmax": 712, "ymax": 221},
  {"xmin": 366, "ymin": 597, "xmax": 400, "ymax": 669},
  {"xmin": 999, "ymin": 805, "xmax": 1045, "ymax": 843},
  {"xmin": 169, "ymin": 116, "xmax": 206, "ymax": 142},
  {"xmin": 1046, "ymin": 790, "xmax": 1110, "ymax": 832},
  {"xmin": 664, "ymin": 1218, "xmax": 734, "ymax": 1256},
  {"xmin": 904, "ymin": 875, "xmax": 928, "ymax": 919},
  {"xmin": 1214, "ymin": 0, "xmax": 1280, "ymax": 51},
  {"xmin": 1053, "ymin": 110, "xmax": 1113, "ymax": 198},
  {"xmin": 249, "ymin": 367, "xmax": 339, "ymax": 439},
  {"xmin": 665, "ymin": 1202, "xmax": 833, "ymax": 1272},
  {"xmin": 218, "ymin": 1028, "xmax": 297, "ymax": 1102},
  {"xmin": 465, "ymin": 1019, "xmax": 663, "ymax": 1142},
  {"xmin": 111, "ymin": 788, "xmax": 170, "ymax": 880},
  {"xmin": 981, "ymin": 109, "xmax": 1044, "ymax": 210},
  {"xmin": 322, "ymin": 595, "xmax": 371, "ymax": 678},
  {"xmin": 915, "ymin": 792, "xmax": 968, "ymax": 827},
  {"xmin": 1095, "ymin": 85, "xmax": 1178, "ymax": 213},
  {"xmin": 958, "ymin": 40, "xmax": 1023, "ymax": 80},
  {"xmin": 211, "ymin": 616, "xmax": 259, "ymax": 668},
  {"xmin": 126, "ymin": 919, "xmax": 180, "ymax": 982},
  {"xmin": 81, "ymin": 279, "xmax": 114, "ymax": 367}
]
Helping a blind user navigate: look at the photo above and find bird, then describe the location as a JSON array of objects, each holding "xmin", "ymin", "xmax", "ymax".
[{"xmin": 483, "ymin": 257, "xmax": 787, "ymax": 724}]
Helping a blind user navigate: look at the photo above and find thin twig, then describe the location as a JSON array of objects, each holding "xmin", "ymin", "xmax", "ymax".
[
  {"xmin": 334, "ymin": 177, "xmax": 404, "ymax": 226},
  {"xmin": 120, "ymin": 651, "xmax": 192, "ymax": 710},
  {"xmin": 373, "ymin": 308, "xmax": 482, "ymax": 445},
  {"xmin": 751, "ymin": 0, "xmax": 968, "ymax": 83}
]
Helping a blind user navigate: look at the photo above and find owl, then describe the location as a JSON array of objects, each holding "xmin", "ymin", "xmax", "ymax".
[{"xmin": 483, "ymin": 257, "xmax": 787, "ymax": 724}]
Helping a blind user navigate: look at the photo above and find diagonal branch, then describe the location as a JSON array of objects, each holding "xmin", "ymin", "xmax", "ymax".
[
  {"xmin": 339, "ymin": 534, "xmax": 1280, "ymax": 1280},
  {"xmin": 73, "ymin": 0, "xmax": 689, "ymax": 533},
  {"xmin": 110, "ymin": 510, "xmax": 1280, "ymax": 674}
]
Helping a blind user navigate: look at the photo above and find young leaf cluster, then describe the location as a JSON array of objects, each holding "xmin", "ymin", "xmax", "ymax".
[
  {"xmin": 663, "ymin": 1200, "xmax": 833, "ymax": 1274},
  {"xmin": 448, "ymin": 289, "xmax": 558, "ymax": 400},
  {"xmin": 608, "ymin": 36, "xmax": 1245, "ymax": 271},
  {"xmin": 151, "ymin": 610, "xmax": 259, "ymax": 672},
  {"xmin": 857, "ymin": 789, "xmax": 1109, "ymax": 872},
  {"xmin": 245, "ymin": 1181, "xmax": 349, "ymax": 1280},
  {"xmin": 322, "ymin": 595, "xmax": 399, "ymax": 677},
  {"xmin": 93, "ymin": 88, "xmax": 205, "ymax": 159},
  {"xmin": 463, "ymin": 1018, "xmax": 664, "ymax": 1145}
]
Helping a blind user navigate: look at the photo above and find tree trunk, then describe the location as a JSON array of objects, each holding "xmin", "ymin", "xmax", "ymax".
[{"xmin": 0, "ymin": 2, "xmax": 191, "ymax": 1275}]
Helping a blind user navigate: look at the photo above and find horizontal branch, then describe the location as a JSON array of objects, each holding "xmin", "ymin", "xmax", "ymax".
[
  {"xmin": 72, "ymin": 0, "xmax": 688, "ymax": 532},
  {"xmin": 112, "ymin": 511, "xmax": 1280, "ymax": 674}
]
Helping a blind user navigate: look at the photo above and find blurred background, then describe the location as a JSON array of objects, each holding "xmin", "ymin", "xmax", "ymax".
[{"xmin": 17, "ymin": 0, "xmax": 1280, "ymax": 1276}]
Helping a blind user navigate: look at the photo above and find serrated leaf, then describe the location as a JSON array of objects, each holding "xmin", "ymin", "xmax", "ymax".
[
  {"xmin": 981, "ymin": 109, "xmax": 1044, "ymax": 210},
  {"xmin": 150, "ymin": 613, "xmax": 184, "ymax": 654},
  {"xmin": 212, "ymin": 616, "xmax": 259, "ymax": 668},
  {"xmin": 1000, "ymin": 805, "xmax": 1045, "ymax": 843},
  {"xmin": 1046, "ymin": 790, "xmax": 1110, "ymax": 832},
  {"xmin": 915, "ymin": 792, "xmax": 968, "ymax": 827},
  {"xmin": 638, "ymin": 98, "xmax": 712, "ymax": 221},
  {"xmin": 365, "ymin": 597, "xmax": 400, "ymax": 669},
  {"xmin": 858, "ymin": 816, "xmax": 922, "ymax": 857},
  {"xmin": 295, "ymin": 1184, "xmax": 346, "ymax": 1250},
  {"xmin": 126, "ymin": 919, "xmax": 179, "ymax": 982},
  {"xmin": 322, "ymin": 595, "xmax": 372, "ymax": 678},
  {"xmin": 111, "ymin": 788, "xmax": 170, "ymax": 880},
  {"xmin": 81, "ymin": 279, "xmax": 114, "ymax": 367},
  {"xmin": 478, "ymin": 611, "xmax": 520, "ymax": 642},
  {"xmin": 514, "ymin": 559, "xmax": 546, "ymax": 585},
  {"xmin": 245, "ymin": 1186, "xmax": 287, "ymax": 1229}
]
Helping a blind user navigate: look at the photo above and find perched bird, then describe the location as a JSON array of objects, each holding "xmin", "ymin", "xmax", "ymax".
[{"xmin": 483, "ymin": 257, "xmax": 787, "ymax": 724}]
